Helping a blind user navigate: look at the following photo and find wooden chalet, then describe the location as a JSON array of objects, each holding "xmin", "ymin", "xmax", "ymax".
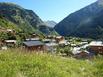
[
  {"xmin": 55, "ymin": 36, "xmax": 65, "ymax": 43},
  {"xmin": 26, "ymin": 38, "xmax": 40, "ymax": 41},
  {"xmin": 5, "ymin": 40, "xmax": 16, "ymax": 47},
  {"xmin": 26, "ymin": 34, "xmax": 40, "ymax": 41},
  {"xmin": 89, "ymin": 46, "xmax": 103, "ymax": 55},
  {"xmin": 6, "ymin": 29, "xmax": 16, "ymax": 35},
  {"xmin": 23, "ymin": 40, "xmax": 45, "ymax": 51},
  {"xmin": 89, "ymin": 41, "xmax": 103, "ymax": 55},
  {"xmin": 47, "ymin": 35, "xmax": 56, "ymax": 39},
  {"xmin": 45, "ymin": 42, "xmax": 58, "ymax": 52},
  {"xmin": 74, "ymin": 51, "xmax": 90, "ymax": 59},
  {"xmin": 72, "ymin": 47, "xmax": 93, "ymax": 59}
]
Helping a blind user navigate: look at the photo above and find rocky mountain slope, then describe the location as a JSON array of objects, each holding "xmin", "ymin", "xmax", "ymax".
[
  {"xmin": 0, "ymin": 3, "xmax": 43, "ymax": 33},
  {"xmin": 0, "ymin": 2, "xmax": 56, "ymax": 35},
  {"xmin": 55, "ymin": 0, "xmax": 103, "ymax": 39}
]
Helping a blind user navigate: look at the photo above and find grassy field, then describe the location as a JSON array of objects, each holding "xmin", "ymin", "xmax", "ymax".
[{"xmin": 0, "ymin": 49, "xmax": 103, "ymax": 77}]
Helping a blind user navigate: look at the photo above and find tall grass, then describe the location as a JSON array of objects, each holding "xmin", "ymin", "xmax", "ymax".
[{"xmin": 0, "ymin": 49, "xmax": 103, "ymax": 77}]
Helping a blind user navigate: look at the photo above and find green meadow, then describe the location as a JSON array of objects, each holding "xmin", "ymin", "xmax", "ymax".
[{"xmin": 0, "ymin": 49, "xmax": 103, "ymax": 77}]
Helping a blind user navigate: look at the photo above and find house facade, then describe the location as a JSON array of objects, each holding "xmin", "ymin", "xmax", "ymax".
[
  {"xmin": 4, "ymin": 40, "xmax": 16, "ymax": 47},
  {"xmin": 23, "ymin": 40, "xmax": 45, "ymax": 51},
  {"xmin": 89, "ymin": 41, "xmax": 103, "ymax": 55}
]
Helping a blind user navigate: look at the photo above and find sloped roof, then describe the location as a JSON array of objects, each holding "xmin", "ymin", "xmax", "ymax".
[
  {"xmin": 89, "ymin": 41, "xmax": 103, "ymax": 46},
  {"xmin": 23, "ymin": 41, "xmax": 44, "ymax": 47},
  {"xmin": 26, "ymin": 38, "xmax": 40, "ymax": 41},
  {"xmin": 5, "ymin": 40, "xmax": 16, "ymax": 43}
]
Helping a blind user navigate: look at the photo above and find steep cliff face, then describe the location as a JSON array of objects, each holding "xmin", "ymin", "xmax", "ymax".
[{"xmin": 55, "ymin": 1, "xmax": 103, "ymax": 39}]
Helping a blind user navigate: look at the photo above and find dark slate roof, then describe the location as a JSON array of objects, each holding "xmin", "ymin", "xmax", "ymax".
[{"xmin": 23, "ymin": 41, "xmax": 44, "ymax": 47}]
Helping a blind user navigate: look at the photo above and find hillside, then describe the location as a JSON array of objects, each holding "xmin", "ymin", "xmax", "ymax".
[
  {"xmin": 55, "ymin": 0, "xmax": 103, "ymax": 39},
  {"xmin": 0, "ymin": 2, "xmax": 56, "ymax": 35},
  {"xmin": 0, "ymin": 2, "xmax": 43, "ymax": 33},
  {"xmin": 39, "ymin": 24, "xmax": 58, "ymax": 35},
  {"xmin": 0, "ymin": 49, "xmax": 103, "ymax": 77}
]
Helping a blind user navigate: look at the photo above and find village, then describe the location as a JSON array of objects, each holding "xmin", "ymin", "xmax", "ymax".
[{"xmin": 0, "ymin": 28, "xmax": 103, "ymax": 59}]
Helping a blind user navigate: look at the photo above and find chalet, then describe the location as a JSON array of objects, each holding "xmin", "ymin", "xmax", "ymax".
[
  {"xmin": 43, "ymin": 39, "xmax": 56, "ymax": 43},
  {"xmin": 71, "ymin": 44, "xmax": 77, "ymax": 47},
  {"xmin": 55, "ymin": 36, "xmax": 68, "ymax": 46},
  {"xmin": 72, "ymin": 47, "xmax": 93, "ymax": 59},
  {"xmin": 0, "ymin": 28, "xmax": 15, "ymax": 33},
  {"xmin": 46, "ymin": 35, "xmax": 52, "ymax": 39},
  {"xmin": 26, "ymin": 34, "xmax": 40, "ymax": 41},
  {"xmin": 88, "ymin": 41, "xmax": 103, "ymax": 55},
  {"xmin": 7, "ymin": 29, "xmax": 15, "ymax": 34},
  {"xmin": 59, "ymin": 40, "xmax": 68, "ymax": 45},
  {"xmin": 55, "ymin": 36, "xmax": 64, "ymax": 42},
  {"xmin": 5, "ymin": 40, "xmax": 16, "ymax": 47},
  {"xmin": 45, "ymin": 42, "xmax": 58, "ymax": 52},
  {"xmin": 26, "ymin": 38, "xmax": 40, "ymax": 41},
  {"xmin": 43, "ymin": 38, "xmax": 58, "ymax": 52},
  {"xmin": 7, "ymin": 29, "xmax": 13, "ymax": 32},
  {"xmin": 47, "ymin": 35, "xmax": 56, "ymax": 39},
  {"xmin": 74, "ymin": 51, "xmax": 90, "ymax": 59},
  {"xmin": 23, "ymin": 40, "xmax": 45, "ymax": 51},
  {"xmin": 43, "ymin": 39, "xmax": 51, "ymax": 43}
]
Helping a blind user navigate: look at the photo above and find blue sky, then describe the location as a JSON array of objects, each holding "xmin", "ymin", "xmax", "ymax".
[{"xmin": 0, "ymin": 0, "xmax": 97, "ymax": 22}]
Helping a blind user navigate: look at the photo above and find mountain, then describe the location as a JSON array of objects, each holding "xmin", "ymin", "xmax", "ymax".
[
  {"xmin": 0, "ymin": 2, "xmax": 44, "ymax": 33},
  {"xmin": 0, "ymin": 2, "xmax": 54, "ymax": 35},
  {"xmin": 39, "ymin": 23, "xmax": 58, "ymax": 35},
  {"xmin": 55, "ymin": 0, "xmax": 103, "ymax": 39},
  {"xmin": 45, "ymin": 21, "xmax": 57, "ymax": 28}
]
